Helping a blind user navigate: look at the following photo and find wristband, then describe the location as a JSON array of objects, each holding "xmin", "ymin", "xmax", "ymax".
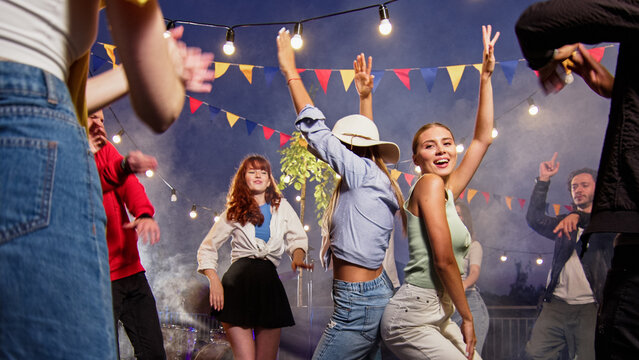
[
  {"xmin": 287, "ymin": 77, "xmax": 302, "ymax": 85},
  {"xmin": 121, "ymin": 158, "xmax": 133, "ymax": 174}
]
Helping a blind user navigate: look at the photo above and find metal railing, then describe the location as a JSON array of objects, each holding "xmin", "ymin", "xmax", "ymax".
[{"xmin": 481, "ymin": 306, "xmax": 537, "ymax": 360}]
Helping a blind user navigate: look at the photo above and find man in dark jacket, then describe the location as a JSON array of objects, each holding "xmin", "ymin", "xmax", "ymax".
[
  {"xmin": 88, "ymin": 110, "xmax": 166, "ymax": 360},
  {"xmin": 525, "ymin": 152, "xmax": 614, "ymax": 360}
]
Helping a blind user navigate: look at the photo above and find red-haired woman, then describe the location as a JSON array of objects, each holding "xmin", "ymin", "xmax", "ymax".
[{"xmin": 197, "ymin": 155, "xmax": 312, "ymax": 360}]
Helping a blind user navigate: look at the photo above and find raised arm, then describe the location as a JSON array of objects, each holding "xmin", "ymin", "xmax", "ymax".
[
  {"xmin": 526, "ymin": 153, "xmax": 563, "ymax": 240},
  {"xmin": 449, "ymin": 25, "xmax": 499, "ymax": 199},
  {"xmin": 353, "ymin": 53, "xmax": 374, "ymax": 120},
  {"xmin": 415, "ymin": 174, "xmax": 476, "ymax": 359},
  {"xmin": 277, "ymin": 28, "xmax": 313, "ymax": 114}
]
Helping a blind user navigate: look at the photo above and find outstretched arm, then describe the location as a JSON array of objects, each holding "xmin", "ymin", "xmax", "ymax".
[
  {"xmin": 449, "ymin": 25, "xmax": 499, "ymax": 199},
  {"xmin": 277, "ymin": 28, "xmax": 313, "ymax": 114},
  {"xmin": 353, "ymin": 53, "xmax": 374, "ymax": 120}
]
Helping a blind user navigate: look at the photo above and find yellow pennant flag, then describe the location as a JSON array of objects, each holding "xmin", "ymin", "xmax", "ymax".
[
  {"xmin": 226, "ymin": 112, "xmax": 240, "ymax": 127},
  {"xmin": 553, "ymin": 204, "xmax": 561, "ymax": 216},
  {"xmin": 239, "ymin": 64, "xmax": 254, "ymax": 84},
  {"xmin": 505, "ymin": 196, "xmax": 513, "ymax": 210},
  {"xmin": 390, "ymin": 169, "xmax": 402, "ymax": 181},
  {"xmin": 215, "ymin": 62, "xmax": 231, "ymax": 79},
  {"xmin": 340, "ymin": 69, "xmax": 355, "ymax": 92},
  {"xmin": 446, "ymin": 65, "xmax": 466, "ymax": 92},
  {"xmin": 467, "ymin": 188, "xmax": 478, "ymax": 203},
  {"xmin": 103, "ymin": 44, "xmax": 117, "ymax": 69},
  {"xmin": 473, "ymin": 64, "xmax": 482, "ymax": 73}
]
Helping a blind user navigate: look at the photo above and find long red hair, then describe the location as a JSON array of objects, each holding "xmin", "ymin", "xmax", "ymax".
[{"xmin": 226, "ymin": 155, "xmax": 281, "ymax": 226}]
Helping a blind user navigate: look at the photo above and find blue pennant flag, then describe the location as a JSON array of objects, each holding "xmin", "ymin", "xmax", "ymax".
[
  {"xmin": 420, "ymin": 67, "xmax": 438, "ymax": 92},
  {"xmin": 371, "ymin": 70, "xmax": 385, "ymax": 93},
  {"xmin": 208, "ymin": 105, "xmax": 221, "ymax": 121},
  {"xmin": 92, "ymin": 56, "xmax": 107, "ymax": 73},
  {"xmin": 246, "ymin": 120, "xmax": 257, "ymax": 135},
  {"xmin": 264, "ymin": 67, "xmax": 279, "ymax": 87},
  {"xmin": 500, "ymin": 60, "xmax": 518, "ymax": 85}
]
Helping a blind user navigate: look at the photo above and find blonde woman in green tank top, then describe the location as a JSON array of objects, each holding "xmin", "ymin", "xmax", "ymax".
[{"xmin": 380, "ymin": 25, "xmax": 499, "ymax": 360}]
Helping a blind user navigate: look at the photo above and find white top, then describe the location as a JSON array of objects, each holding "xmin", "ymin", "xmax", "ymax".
[
  {"xmin": 0, "ymin": 0, "xmax": 99, "ymax": 80},
  {"xmin": 460, "ymin": 241, "xmax": 483, "ymax": 290},
  {"xmin": 552, "ymin": 228, "xmax": 595, "ymax": 304},
  {"xmin": 197, "ymin": 199, "xmax": 308, "ymax": 273}
]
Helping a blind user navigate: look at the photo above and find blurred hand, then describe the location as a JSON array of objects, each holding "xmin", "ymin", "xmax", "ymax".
[
  {"xmin": 277, "ymin": 28, "xmax": 298, "ymax": 80},
  {"xmin": 537, "ymin": 43, "xmax": 579, "ymax": 94},
  {"xmin": 554, "ymin": 213, "xmax": 579, "ymax": 240},
  {"xmin": 125, "ymin": 150, "xmax": 158, "ymax": 173},
  {"xmin": 291, "ymin": 249, "xmax": 314, "ymax": 271},
  {"xmin": 353, "ymin": 53, "xmax": 374, "ymax": 99},
  {"xmin": 166, "ymin": 26, "xmax": 215, "ymax": 93},
  {"xmin": 539, "ymin": 152, "xmax": 560, "ymax": 181},
  {"xmin": 124, "ymin": 217, "xmax": 160, "ymax": 244},
  {"xmin": 567, "ymin": 44, "xmax": 614, "ymax": 98}
]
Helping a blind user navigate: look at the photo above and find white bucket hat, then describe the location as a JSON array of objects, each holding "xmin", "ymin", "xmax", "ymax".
[{"xmin": 330, "ymin": 114, "xmax": 400, "ymax": 164}]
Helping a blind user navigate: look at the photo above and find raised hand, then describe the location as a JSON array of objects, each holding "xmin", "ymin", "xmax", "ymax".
[
  {"xmin": 277, "ymin": 27, "xmax": 298, "ymax": 81},
  {"xmin": 125, "ymin": 150, "xmax": 158, "ymax": 174},
  {"xmin": 481, "ymin": 25, "xmax": 500, "ymax": 77},
  {"xmin": 567, "ymin": 44, "xmax": 614, "ymax": 98},
  {"xmin": 539, "ymin": 152, "xmax": 560, "ymax": 181},
  {"xmin": 536, "ymin": 43, "xmax": 579, "ymax": 94},
  {"xmin": 353, "ymin": 53, "xmax": 374, "ymax": 99},
  {"xmin": 166, "ymin": 26, "xmax": 215, "ymax": 93}
]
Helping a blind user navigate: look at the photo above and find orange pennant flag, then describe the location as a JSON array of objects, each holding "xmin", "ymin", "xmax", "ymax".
[
  {"xmin": 467, "ymin": 188, "xmax": 478, "ymax": 203},
  {"xmin": 263, "ymin": 126, "xmax": 275, "ymax": 140},
  {"xmin": 553, "ymin": 204, "xmax": 561, "ymax": 216},
  {"xmin": 226, "ymin": 112, "xmax": 240, "ymax": 127},
  {"xmin": 473, "ymin": 64, "xmax": 482, "ymax": 73},
  {"xmin": 315, "ymin": 69, "xmax": 332, "ymax": 94},
  {"xmin": 189, "ymin": 97, "xmax": 203, "ymax": 114},
  {"xmin": 103, "ymin": 44, "xmax": 117, "ymax": 69},
  {"xmin": 403, "ymin": 173, "xmax": 415, "ymax": 185},
  {"xmin": 482, "ymin": 191, "xmax": 490, "ymax": 204},
  {"xmin": 215, "ymin": 62, "xmax": 231, "ymax": 79},
  {"xmin": 505, "ymin": 196, "xmax": 513, "ymax": 210},
  {"xmin": 393, "ymin": 69, "xmax": 412, "ymax": 90},
  {"xmin": 390, "ymin": 169, "xmax": 402, "ymax": 181},
  {"xmin": 340, "ymin": 70, "xmax": 355, "ymax": 92},
  {"xmin": 239, "ymin": 64, "xmax": 254, "ymax": 84},
  {"xmin": 279, "ymin": 133, "xmax": 291, "ymax": 147},
  {"xmin": 447, "ymin": 65, "xmax": 466, "ymax": 92}
]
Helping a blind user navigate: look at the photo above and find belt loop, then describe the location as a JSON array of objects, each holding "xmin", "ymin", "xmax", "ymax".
[{"xmin": 43, "ymin": 71, "xmax": 59, "ymax": 105}]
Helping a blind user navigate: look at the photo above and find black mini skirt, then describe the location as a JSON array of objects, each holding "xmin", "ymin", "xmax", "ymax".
[{"xmin": 212, "ymin": 257, "xmax": 295, "ymax": 328}]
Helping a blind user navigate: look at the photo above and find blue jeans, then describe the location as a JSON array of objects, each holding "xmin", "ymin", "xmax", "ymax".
[
  {"xmin": 0, "ymin": 61, "xmax": 116, "ymax": 359},
  {"xmin": 312, "ymin": 271, "xmax": 394, "ymax": 360},
  {"xmin": 451, "ymin": 288, "xmax": 490, "ymax": 355}
]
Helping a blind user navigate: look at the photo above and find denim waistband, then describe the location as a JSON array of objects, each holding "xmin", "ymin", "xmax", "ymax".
[
  {"xmin": 0, "ymin": 61, "xmax": 75, "ymax": 120},
  {"xmin": 333, "ymin": 270, "xmax": 392, "ymax": 292}
]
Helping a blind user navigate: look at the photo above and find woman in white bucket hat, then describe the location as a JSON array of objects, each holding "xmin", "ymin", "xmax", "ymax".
[
  {"xmin": 277, "ymin": 29, "xmax": 406, "ymax": 360},
  {"xmin": 380, "ymin": 25, "xmax": 499, "ymax": 360}
]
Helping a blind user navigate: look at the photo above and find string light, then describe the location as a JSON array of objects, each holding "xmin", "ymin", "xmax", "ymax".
[
  {"xmin": 536, "ymin": 255, "xmax": 544, "ymax": 265},
  {"xmin": 456, "ymin": 143, "xmax": 465, "ymax": 153},
  {"xmin": 213, "ymin": 213, "xmax": 220, "ymax": 223},
  {"xmin": 291, "ymin": 23, "xmax": 303, "ymax": 50},
  {"xmin": 170, "ymin": 188, "xmax": 178, "ymax": 202},
  {"xmin": 491, "ymin": 128, "xmax": 499, "ymax": 139},
  {"xmin": 303, "ymin": 224, "xmax": 310, "ymax": 231},
  {"xmin": 189, "ymin": 205, "xmax": 198, "ymax": 219},
  {"xmin": 335, "ymin": 174, "xmax": 341, "ymax": 180},
  {"xmin": 500, "ymin": 253, "xmax": 508, "ymax": 262},
  {"xmin": 295, "ymin": 195, "xmax": 302, "ymax": 202},
  {"xmin": 223, "ymin": 28, "xmax": 235, "ymax": 55},
  {"xmin": 414, "ymin": 165, "xmax": 421, "ymax": 174},
  {"xmin": 378, "ymin": 4, "xmax": 392, "ymax": 35},
  {"xmin": 283, "ymin": 175, "xmax": 291, "ymax": 184},
  {"xmin": 528, "ymin": 97, "xmax": 539, "ymax": 116},
  {"xmin": 145, "ymin": 169, "xmax": 154, "ymax": 178},
  {"xmin": 112, "ymin": 129, "xmax": 124, "ymax": 144}
]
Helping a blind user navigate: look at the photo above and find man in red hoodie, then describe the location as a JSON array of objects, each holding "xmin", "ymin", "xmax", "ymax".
[{"xmin": 88, "ymin": 109, "xmax": 165, "ymax": 360}]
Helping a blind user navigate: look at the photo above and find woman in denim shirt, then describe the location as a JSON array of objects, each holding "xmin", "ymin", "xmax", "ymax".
[{"xmin": 277, "ymin": 28, "xmax": 406, "ymax": 359}]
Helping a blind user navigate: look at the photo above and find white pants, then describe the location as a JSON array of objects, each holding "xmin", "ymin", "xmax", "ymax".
[{"xmin": 380, "ymin": 283, "xmax": 481, "ymax": 359}]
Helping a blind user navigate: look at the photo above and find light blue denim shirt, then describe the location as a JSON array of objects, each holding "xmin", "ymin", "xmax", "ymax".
[{"xmin": 295, "ymin": 105, "xmax": 399, "ymax": 270}]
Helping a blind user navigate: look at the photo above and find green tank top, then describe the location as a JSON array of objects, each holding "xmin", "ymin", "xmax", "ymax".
[{"xmin": 403, "ymin": 183, "xmax": 471, "ymax": 290}]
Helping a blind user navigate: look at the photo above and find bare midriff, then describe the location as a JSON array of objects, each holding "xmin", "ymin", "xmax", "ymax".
[{"xmin": 332, "ymin": 255, "xmax": 382, "ymax": 282}]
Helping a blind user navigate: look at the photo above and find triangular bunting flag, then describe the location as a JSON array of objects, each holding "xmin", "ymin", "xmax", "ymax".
[
  {"xmin": 226, "ymin": 112, "xmax": 240, "ymax": 127},
  {"xmin": 473, "ymin": 64, "xmax": 482, "ymax": 73},
  {"xmin": 482, "ymin": 191, "xmax": 490, "ymax": 204},
  {"xmin": 263, "ymin": 126, "xmax": 275, "ymax": 140},
  {"xmin": 215, "ymin": 62, "xmax": 231, "ymax": 79},
  {"xmin": 564, "ymin": 205, "xmax": 574, "ymax": 212},
  {"xmin": 340, "ymin": 69, "xmax": 355, "ymax": 92},
  {"xmin": 459, "ymin": 189, "xmax": 466, "ymax": 199},
  {"xmin": 264, "ymin": 67, "xmax": 278, "ymax": 87},
  {"xmin": 296, "ymin": 68, "xmax": 306, "ymax": 74},
  {"xmin": 553, "ymin": 204, "xmax": 561, "ymax": 216},
  {"xmin": 500, "ymin": 60, "xmax": 518, "ymax": 85},
  {"xmin": 518, "ymin": 198, "xmax": 526, "ymax": 209},
  {"xmin": 239, "ymin": 64, "xmax": 254, "ymax": 84},
  {"xmin": 390, "ymin": 169, "xmax": 402, "ymax": 181},
  {"xmin": 92, "ymin": 56, "xmax": 106, "ymax": 72},
  {"xmin": 189, "ymin": 97, "xmax": 203, "ymax": 114},
  {"xmin": 371, "ymin": 70, "xmax": 385, "ymax": 93},
  {"xmin": 446, "ymin": 65, "xmax": 466, "ymax": 92},
  {"xmin": 208, "ymin": 105, "xmax": 220, "ymax": 121},
  {"xmin": 393, "ymin": 69, "xmax": 412, "ymax": 90},
  {"xmin": 315, "ymin": 69, "xmax": 332, "ymax": 94},
  {"xmin": 505, "ymin": 196, "xmax": 513, "ymax": 210},
  {"xmin": 588, "ymin": 47, "xmax": 605, "ymax": 63},
  {"xmin": 279, "ymin": 133, "xmax": 291, "ymax": 147},
  {"xmin": 103, "ymin": 44, "xmax": 117, "ymax": 69},
  {"xmin": 467, "ymin": 188, "xmax": 478, "ymax": 203},
  {"xmin": 246, "ymin": 120, "xmax": 257, "ymax": 135},
  {"xmin": 420, "ymin": 68, "xmax": 437, "ymax": 92},
  {"xmin": 403, "ymin": 173, "xmax": 415, "ymax": 185}
]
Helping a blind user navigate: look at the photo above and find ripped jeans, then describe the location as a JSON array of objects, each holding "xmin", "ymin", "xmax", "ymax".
[{"xmin": 312, "ymin": 271, "xmax": 394, "ymax": 360}]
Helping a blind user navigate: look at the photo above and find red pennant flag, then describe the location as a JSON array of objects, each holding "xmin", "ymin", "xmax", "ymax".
[
  {"xmin": 564, "ymin": 204, "xmax": 574, "ymax": 212},
  {"xmin": 393, "ymin": 69, "xmax": 412, "ymax": 90},
  {"xmin": 189, "ymin": 97, "xmax": 203, "ymax": 114},
  {"xmin": 315, "ymin": 69, "xmax": 332, "ymax": 94},
  {"xmin": 459, "ymin": 189, "xmax": 466, "ymax": 199},
  {"xmin": 296, "ymin": 68, "xmax": 306, "ymax": 74},
  {"xmin": 404, "ymin": 173, "xmax": 415, "ymax": 185},
  {"xmin": 263, "ymin": 126, "xmax": 275, "ymax": 140},
  {"xmin": 482, "ymin": 191, "xmax": 490, "ymax": 204},
  {"xmin": 279, "ymin": 133, "xmax": 291, "ymax": 147},
  {"xmin": 518, "ymin": 198, "xmax": 526, "ymax": 209},
  {"xmin": 588, "ymin": 47, "xmax": 605, "ymax": 63},
  {"xmin": 533, "ymin": 70, "xmax": 539, "ymax": 77}
]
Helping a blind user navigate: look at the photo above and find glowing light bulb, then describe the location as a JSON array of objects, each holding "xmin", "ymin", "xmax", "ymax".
[
  {"xmin": 378, "ymin": 5, "xmax": 392, "ymax": 35},
  {"xmin": 283, "ymin": 175, "xmax": 291, "ymax": 184},
  {"xmin": 223, "ymin": 29, "xmax": 235, "ymax": 55},
  {"xmin": 145, "ymin": 169, "xmax": 154, "ymax": 178},
  {"xmin": 456, "ymin": 143, "xmax": 465, "ymax": 153},
  {"xmin": 189, "ymin": 205, "xmax": 198, "ymax": 219},
  {"xmin": 415, "ymin": 166, "xmax": 421, "ymax": 174},
  {"xmin": 112, "ymin": 129, "xmax": 124, "ymax": 144},
  {"xmin": 491, "ymin": 128, "xmax": 499, "ymax": 139},
  {"xmin": 214, "ymin": 215, "xmax": 220, "ymax": 223},
  {"xmin": 303, "ymin": 225, "xmax": 310, "ymax": 232},
  {"xmin": 536, "ymin": 255, "xmax": 544, "ymax": 265},
  {"xmin": 335, "ymin": 174, "xmax": 341, "ymax": 180},
  {"xmin": 170, "ymin": 189, "xmax": 177, "ymax": 202},
  {"xmin": 291, "ymin": 23, "xmax": 303, "ymax": 50},
  {"xmin": 295, "ymin": 195, "xmax": 301, "ymax": 202},
  {"xmin": 528, "ymin": 97, "xmax": 539, "ymax": 116},
  {"xmin": 500, "ymin": 253, "xmax": 508, "ymax": 262}
]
